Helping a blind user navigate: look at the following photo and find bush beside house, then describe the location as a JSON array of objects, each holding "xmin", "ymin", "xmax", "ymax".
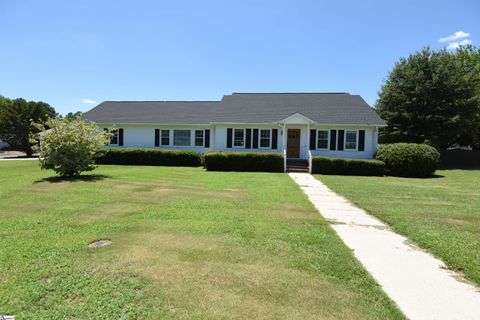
[
  {"xmin": 38, "ymin": 118, "xmax": 111, "ymax": 177},
  {"xmin": 92, "ymin": 144, "xmax": 440, "ymax": 177},
  {"xmin": 96, "ymin": 148, "xmax": 202, "ymax": 167},
  {"xmin": 204, "ymin": 151, "xmax": 284, "ymax": 172},
  {"xmin": 311, "ymin": 157, "xmax": 385, "ymax": 176},
  {"xmin": 376, "ymin": 143, "xmax": 440, "ymax": 177}
]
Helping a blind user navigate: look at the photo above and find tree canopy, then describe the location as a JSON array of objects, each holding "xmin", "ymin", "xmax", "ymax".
[
  {"xmin": 64, "ymin": 111, "xmax": 83, "ymax": 121},
  {"xmin": 375, "ymin": 46, "xmax": 480, "ymax": 150},
  {"xmin": 0, "ymin": 95, "xmax": 12, "ymax": 111},
  {"xmin": 0, "ymin": 97, "xmax": 57, "ymax": 156},
  {"xmin": 38, "ymin": 117, "xmax": 111, "ymax": 177}
]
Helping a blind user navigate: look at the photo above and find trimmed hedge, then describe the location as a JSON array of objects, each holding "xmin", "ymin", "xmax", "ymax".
[
  {"xmin": 95, "ymin": 148, "xmax": 201, "ymax": 167},
  {"xmin": 376, "ymin": 143, "xmax": 440, "ymax": 177},
  {"xmin": 311, "ymin": 156, "xmax": 385, "ymax": 176},
  {"xmin": 203, "ymin": 151, "xmax": 284, "ymax": 172}
]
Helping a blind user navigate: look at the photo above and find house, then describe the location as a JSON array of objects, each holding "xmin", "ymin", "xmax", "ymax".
[{"xmin": 83, "ymin": 93, "xmax": 385, "ymax": 170}]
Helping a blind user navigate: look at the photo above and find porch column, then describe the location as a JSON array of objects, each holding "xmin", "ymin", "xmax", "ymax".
[{"xmin": 307, "ymin": 123, "xmax": 310, "ymax": 148}]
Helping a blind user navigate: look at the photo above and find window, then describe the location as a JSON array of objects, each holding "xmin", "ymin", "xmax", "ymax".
[
  {"xmin": 345, "ymin": 130, "xmax": 357, "ymax": 150},
  {"xmin": 195, "ymin": 130, "xmax": 204, "ymax": 146},
  {"xmin": 173, "ymin": 130, "xmax": 191, "ymax": 146},
  {"xmin": 317, "ymin": 130, "xmax": 329, "ymax": 149},
  {"xmin": 233, "ymin": 129, "xmax": 245, "ymax": 147},
  {"xmin": 110, "ymin": 129, "xmax": 118, "ymax": 145},
  {"xmin": 161, "ymin": 130, "xmax": 170, "ymax": 146},
  {"xmin": 260, "ymin": 129, "xmax": 271, "ymax": 148}
]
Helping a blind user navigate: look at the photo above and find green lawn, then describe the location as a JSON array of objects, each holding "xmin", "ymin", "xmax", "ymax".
[
  {"xmin": 0, "ymin": 161, "xmax": 404, "ymax": 319},
  {"xmin": 317, "ymin": 170, "xmax": 480, "ymax": 286}
]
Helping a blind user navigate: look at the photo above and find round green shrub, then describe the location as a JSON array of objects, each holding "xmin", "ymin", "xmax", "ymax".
[{"xmin": 376, "ymin": 143, "xmax": 440, "ymax": 177}]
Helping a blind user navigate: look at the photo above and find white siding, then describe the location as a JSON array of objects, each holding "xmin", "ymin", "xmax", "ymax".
[
  {"xmin": 213, "ymin": 124, "xmax": 281, "ymax": 152},
  {"xmin": 98, "ymin": 124, "xmax": 379, "ymax": 160},
  {"xmin": 310, "ymin": 126, "xmax": 377, "ymax": 159},
  {"xmin": 100, "ymin": 124, "xmax": 212, "ymax": 153}
]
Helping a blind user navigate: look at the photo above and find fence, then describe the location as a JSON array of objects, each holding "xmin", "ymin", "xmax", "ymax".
[{"xmin": 440, "ymin": 149, "xmax": 480, "ymax": 168}]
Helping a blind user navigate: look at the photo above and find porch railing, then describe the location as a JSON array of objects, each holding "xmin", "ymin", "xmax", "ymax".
[{"xmin": 308, "ymin": 150, "xmax": 313, "ymax": 174}]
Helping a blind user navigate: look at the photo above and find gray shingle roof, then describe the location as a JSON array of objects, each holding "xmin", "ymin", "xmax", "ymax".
[
  {"xmin": 83, "ymin": 101, "xmax": 221, "ymax": 125},
  {"xmin": 83, "ymin": 93, "xmax": 385, "ymax": 126}
]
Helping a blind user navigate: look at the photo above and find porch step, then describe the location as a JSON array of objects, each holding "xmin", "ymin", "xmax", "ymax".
[
  {"xmin": 286, "ymin": 159, "xmax": 309, "ymax": 173},
  {"xmin": 287, "ymin": 168, "xmax": 309, "ymax": 173}
]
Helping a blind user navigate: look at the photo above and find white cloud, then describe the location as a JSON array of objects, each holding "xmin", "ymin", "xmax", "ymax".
[
  {"xmin": 81, "ymin": 98, "xmax": 97, "ymax": 104},
  {"xmin": 439, "ymin": 31, "xmax": 470, "ymax": 42},
  {"xmin": 446, "ymin": 38, "xmax": 473, "ymax": 50}
]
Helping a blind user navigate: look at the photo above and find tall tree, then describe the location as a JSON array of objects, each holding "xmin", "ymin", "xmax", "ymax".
[
  {"xmin": 0, "ymin": 98, "xmax": 57, "ymax": 156},
  {"xmin": 455, "ymin": 45, "xmax": 480, "ymax": 149},
  {"xmin": 375, "ymin": 47, "xmax": 480, "ymax": 150}
]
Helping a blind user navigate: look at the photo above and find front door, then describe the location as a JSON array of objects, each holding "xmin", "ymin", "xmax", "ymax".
[{"xmin": 287, "ymin": 129, "xmax": 300, "ymax": 158}]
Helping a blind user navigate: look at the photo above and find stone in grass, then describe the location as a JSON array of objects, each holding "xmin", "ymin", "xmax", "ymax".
[{"xmin": 88, "ymin": 239, "xmax": 112, "ymax": 248}]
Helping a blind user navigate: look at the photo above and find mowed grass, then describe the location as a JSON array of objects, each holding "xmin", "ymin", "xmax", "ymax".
[
  {"xmin": 317, "ymin": 170, "xmax": 480, "ymax": 286},
  {"xmin": 0, "ymin": 161, "xmax": 404, "ymax": 319}
]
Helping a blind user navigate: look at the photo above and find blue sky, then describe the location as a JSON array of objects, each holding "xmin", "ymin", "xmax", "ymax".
[{"xmin": 0, "ymin": 0, "xmax": 478, "ymax": 115}]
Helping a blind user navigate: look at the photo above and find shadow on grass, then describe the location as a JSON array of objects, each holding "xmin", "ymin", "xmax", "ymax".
[
  {"xmin": 383, "ymin": 174, "xmax": 445, "ymax": 179},
  {"xmin": 33, "ymin": 174, "xmax": 111, "ymax": 184},
  {"xmin": 438, "ymin": 166, "xmax": 480, "ymax": 171}
]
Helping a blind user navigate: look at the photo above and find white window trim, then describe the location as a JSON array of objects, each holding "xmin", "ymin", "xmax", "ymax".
[
  {"xmin": 259, "ymin": 129, "xmax": 272, "ymax": 149},
  {"xmin": 233, "ymin": 128, "xmax": 246, "ymax": 148},
  {"xmin": 160, "ymin": 129, "xmax": 170, "ymax": 146},
  {"xmin": 194, "ymin": 129, "xmax": 204, "ymax": 147},
  {"xmin": 316, "ymin": 129, "xmax": 330, "ymax": 150},
  {"xmin": 344, "ymin": 130, "xmax": 358, "ymax": 151},
  {"xmin": 173, "ymin": 129, "xmax": 192, "ymax": 147}
]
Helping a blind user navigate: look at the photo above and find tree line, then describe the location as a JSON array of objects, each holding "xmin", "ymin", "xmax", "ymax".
[{"xmin": 0, "ymin": 97, "xmax": 82, "ymax": 156}]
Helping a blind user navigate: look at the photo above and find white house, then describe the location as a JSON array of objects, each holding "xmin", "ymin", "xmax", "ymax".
[{"xmin": 83, "ymin": 92, "xmax": 385, "ymax": 171}]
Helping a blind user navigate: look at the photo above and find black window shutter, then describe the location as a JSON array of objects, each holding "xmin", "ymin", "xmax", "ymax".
[
  {"xmin": 330, "ymin": 130, "xmax": 337, "ymax": 150},
  {"xmin": 245, "ymin": 129, "xmax": 251, "ymax": 148},
  {"xmin": 337, "ymin": 130, "xmax": 344, "ymax": 151},
  {"xmin": 252, "ymin": 129, "xmax": 259, "ymax": 148},
  {"xmin": 204, "ymin": 129, "xmax": 210, "ymax": 148},
  {"xmin": 226, "ymin": 128, "xmax": 232, "ymax": 148},
  {"xmin": 118, "ymin": 128, "xmax": 124, "ymax": 146},
  {"xmin": 271, "ymin": 129, "xmax": 278, "ymax": 149},
  {"xmin": 309, "ymin": 129, "xmax": 316, "ymax": 150},
  {"xmin": 359, "ymin": 130, "xmax": 365, "ymax": 151},
  {"xmin": 154, "ymin": 129, "xmax": 160, "ymax": 147}
]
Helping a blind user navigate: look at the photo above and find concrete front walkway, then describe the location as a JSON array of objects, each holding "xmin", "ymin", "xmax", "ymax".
[{"xmin": 289, "ymin": 172, "xmax": 480, "ymax": 320}]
